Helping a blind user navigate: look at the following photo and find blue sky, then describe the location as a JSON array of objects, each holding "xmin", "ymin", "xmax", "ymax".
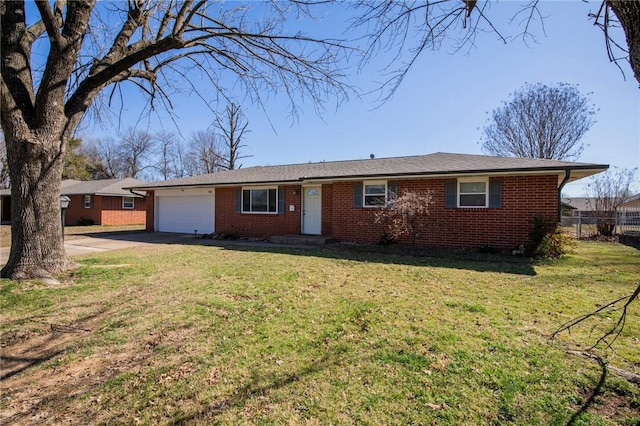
[{"xmin": 82, "ymin": 1, "xmax": 639, "ymax": 196}]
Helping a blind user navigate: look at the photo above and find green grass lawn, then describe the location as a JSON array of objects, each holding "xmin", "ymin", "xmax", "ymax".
[{"xmin": 1, "ymin": 241, "xmax": 639, "ymax": 425}]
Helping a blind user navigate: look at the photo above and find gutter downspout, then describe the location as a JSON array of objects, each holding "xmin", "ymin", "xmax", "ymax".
[
  {"xmin": 129, "ymin": 189, "xmax": 147, "ymax": 198},
  {"xmin": 558, "ymin": 169, "xmax": 572, "ymax": 222}
]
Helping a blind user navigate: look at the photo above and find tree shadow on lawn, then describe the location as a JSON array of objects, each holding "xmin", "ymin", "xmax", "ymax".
[
  {"xmin": 0, "ymin": 308, "xmax": 107, "ymax": 381},
  {"xmin": 565, "ymin": 357, "xmax": 607, "ymax": 426},
  {"xmin": 0, "ymin": 308, "xmax": 113, "ymax": 424},
  {"xmin": 169, "ymin": 351, "xmax": 348, "ymax": 425},
  {"xmin": 213, "ymin": 244, "xmax": 538, "ymax": 276},
  {"xmin": 78, "ymin": 231, "xmax": 538, "ymax": 276}
]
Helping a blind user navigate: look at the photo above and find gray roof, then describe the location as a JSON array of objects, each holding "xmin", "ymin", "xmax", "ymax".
[
  {"xmin": 561, "ymin": 197, "xmax": 592, "ymax": 211},
  {"xmin": 563, "ymin": 194, "xmax": 640, "ymax": 211},
  {"xmin": 1, "ymin": 178, "xmax": 147, "ymax": 197},
  {"xmin": 623, "ymin": 193, "xmax": 640, "ymax": 204},
  {"xmin": 62, "ymin": 178, "xmax": 147, "ymax": 197},
  {"xmin": 130, "ymin": 152, "xmax": 608, "ymax": 190}
]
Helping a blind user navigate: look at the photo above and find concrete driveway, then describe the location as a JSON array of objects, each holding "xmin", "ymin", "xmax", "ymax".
[
  {"xmin": 0, "ymin": 232, "xmax": 196, "ymax": 264},
  {"xmin": 0, "ymin": 232, "xmax": 313, "ymax": 265}
]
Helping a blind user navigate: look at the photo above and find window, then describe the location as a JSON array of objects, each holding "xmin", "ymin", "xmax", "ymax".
[
  {"xmin": 458, "ymin": 178, "xmax": 488, "ymax": 207},
  {"xmin": 83, "ymin": 195, "xmax": 93, "ymax": 209},
  {"xmin": 364, "ymin": 181, "xmax": 387, "ymax": 207},
  {"xmin": 122, "ymin": 196, "xmax": 134, "ymax": 209},
  {"xmin": 242, "ymin": 188, "xmax": 278, "ymax": 213}
]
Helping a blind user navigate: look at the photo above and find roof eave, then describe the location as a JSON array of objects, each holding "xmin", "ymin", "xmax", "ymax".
[
  {"xmin": 126, "ymin": 178, "xmax": 304, "ymax": 191},
  {"xmin": 301, "ymin": 165, "xmax": 609, "ymax": 184},
  {"xmin": 127, "ymin": 164, "xmax": 609, "ymax": 190}
]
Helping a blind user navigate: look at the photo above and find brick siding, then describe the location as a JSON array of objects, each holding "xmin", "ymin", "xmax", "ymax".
[
  {"xmin": 147, "ymin": 174, "xmax": 559, "ymax": 250},
  {"xmin": 330, "ymin": 175, "xmax": 558, "ymax": 250},
  {"xmin": 215, "ymin": 186, "xmax": 302, "ymax": 237},
  {"xmin": 145, "ymin": 190, "xmax": 155, "ymax": 231},
  {"xmin": 65, "ymin": 195, "xmax": 146, "ymax": 226},
  {"xmin": 65, "ymin": 195, "xmax": 102, "ymax": 225}
]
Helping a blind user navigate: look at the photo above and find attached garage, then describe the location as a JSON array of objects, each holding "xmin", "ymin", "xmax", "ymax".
[{"xmin": 155, "ymin": 188, "xmax": 214, "ymax": 234}]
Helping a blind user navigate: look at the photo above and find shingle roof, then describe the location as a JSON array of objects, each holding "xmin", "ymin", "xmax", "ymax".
[
  {"xmin": 130, "ymin": 152, "xmax": 608, "ymax": 190},
  {"xmin": 62, "ymin": 178, "xmax": 147, "ymax": 196},
  {"xmin": 623, "ymin": 193, "xmax": 640, "ymax": 204},
  {"xmin": 561, "ymin": 197, "xmax": 592, "ymax": 211},
  {"xmin": 0, "ymin": 178, "xmax": 148, "ymax": 197}
]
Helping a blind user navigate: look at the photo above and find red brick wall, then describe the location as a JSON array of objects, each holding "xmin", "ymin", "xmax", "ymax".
[
  {"xmin": 145, "ymin": 191, "xmax": 155, "ymax": 232},
  {"xmin": 330, "ymin": 175, "xmax": 558, "ymax": 250},
  {"xmin": 156, "ymin": 175, "xmax": 558, "ymax": 250},
  {"xmin": 100, "ymin": 196, "xmax": 146, "ymax": 226},
  {"xmin": 215, "ymin": 186, "xmax": 302, "ymax": 237},
  {"xmin": 321, "ymin": 184, "xmax": 333, "ymax": 236},
  {"xmin": 65, "ymin": 195, "xmax": 102, "ymax": 225},
  {"xmin": 64, "ymin": 195, "xmax": 146, "ymax": 226}
]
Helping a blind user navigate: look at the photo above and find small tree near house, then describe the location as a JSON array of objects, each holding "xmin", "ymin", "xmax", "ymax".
[
  {"xmin": 374, "ymin": 190, "xmax": 434, "ymax": 246},
  {"xmin": 585, "ymin": 167, "xmax": 636, "ymax": 236}
]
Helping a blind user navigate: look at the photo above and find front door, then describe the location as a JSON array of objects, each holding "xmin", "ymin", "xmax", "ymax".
[{"xmin": 302, "ymin": 186, "xmax": 322, "ymax": 235}]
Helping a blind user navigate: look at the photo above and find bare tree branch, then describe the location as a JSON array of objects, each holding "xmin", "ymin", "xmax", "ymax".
[
  {"xmin": 552, "ymin": 283, "xmax": 640, "ymax": 352},
  {"xmin": 33, "ymin": 0, "xmax": 63, "ymax": 46}
]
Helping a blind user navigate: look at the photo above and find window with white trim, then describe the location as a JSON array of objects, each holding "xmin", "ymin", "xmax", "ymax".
[
  {"xmin": 122, "ymin": 196, "xmax": 134, "ymax": 209},
  {"xmin": 364, "ymin": 181, "xmax": 387, "ymax": 207},
  {"xmin": 83, "ymin": 195, "xmax": 93, "ymax": 208},
  {"xmin": 242, "ymin": 187, "xmax": 278, "ymax": 213},
  {"xmin": 458, "ymin": 178, "xmax": 488, "ymax": 207}
]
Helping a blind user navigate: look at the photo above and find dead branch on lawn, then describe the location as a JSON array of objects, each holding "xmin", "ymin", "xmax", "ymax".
[
  {"xmin": 567, "ymin": 351, "xmax": 640, "ymax": 385},
  {"xmin": 551, "ymin": 282, "xmax": 640, "ymax": 351}
]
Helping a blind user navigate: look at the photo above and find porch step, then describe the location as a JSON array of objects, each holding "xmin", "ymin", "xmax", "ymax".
[{"xmin": 269, "ymin": 234, "xmax": 335, "ymax": 246}]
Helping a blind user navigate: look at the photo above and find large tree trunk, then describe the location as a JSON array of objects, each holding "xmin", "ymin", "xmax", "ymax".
[
  {"xmin": 609, "ymin": 0, "xmax": 640, "ymax": 85},
  {"xmin": 0, "ymin": 131, "xmax": 74, "ymax": 280}
]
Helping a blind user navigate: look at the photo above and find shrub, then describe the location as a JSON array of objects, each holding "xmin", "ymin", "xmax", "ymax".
[
  {"xmin": 527, "ymin": 216, "xmax": 575, "ymax": 259},
  {"xmin": 374, "ymin": 190, "xmax": 433, "ymax": 246},
  {"xmin": 596, "ymin": 217, "xmax": 616, "ymax": 236},
  {"xmin": 378, "ymin": 231, "xmax": 396, "ymax": 246},
  {"xmin": 76, "ymin": 217, "xmax": 95, "ymax": 226}
]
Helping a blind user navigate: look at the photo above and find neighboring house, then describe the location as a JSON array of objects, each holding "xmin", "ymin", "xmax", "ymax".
[
  {"xmin": 0, "ymin": 178, "xmax": 147, "ymax": 226},
  {"xmin": 131, "ymin": 152, "xmax": 606, "ymax": 250},
  {"xmin": 562, "ymin": 193, "xmax": 640, "ymax": 214},
  {"xmin": 560, "ymin": 197, "xmax": 592, "ymax": 216},
  {"xmin": 620, "ymin": 193, "xmax": 640, "ymax": 211},
  {"xmin": 619, "ymin": 193, "xmax": 640, "ymax": 227}
]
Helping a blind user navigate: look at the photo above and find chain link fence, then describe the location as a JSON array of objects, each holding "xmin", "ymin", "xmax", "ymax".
[{"xmin": 561, "ymin": 210, "xmax": 640, "ymax": 238}]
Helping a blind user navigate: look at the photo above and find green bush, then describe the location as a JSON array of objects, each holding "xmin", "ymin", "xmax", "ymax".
[
  {"xmin": 527, "ymin": 216, "xmax": 575, "ymax": 259},
  {"xmin": 378, "ymin": 231, "xmax": 396, "ymax": 246},
  {"xmin": 76, "ymin": 217, "xmax": 95, "ymax": 226}
]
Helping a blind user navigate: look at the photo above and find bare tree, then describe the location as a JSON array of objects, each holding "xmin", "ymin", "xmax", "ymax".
[
  {"xmin": 480, "ymin": 83, "xmax": 596, "ymax": 161},
  {"xmin": 150, "ymin": 130, "xmax": 194, "ymax": 180},
  {"xmin": 351, "ymin": 1, "xmax": 640, "ymax": 100},
  {"xmin": 1, "ymin": 1, "xmax": 350, "ymax": 279},
  {"xmin": 214, "ymin": 103, "xmax": 252, "ymax": 170},
  {"xmin": 117, "ymin": 128, "xmax": 155, "ymax": 179},
  {"xmin": 374, "ymin": 190, "xmax": 434, "ymax": 246},
  {"xmin": 601, "ymin": 2, "xmax": 640, "ymax": 84},
  {"xmin": 154, "ymin": 131, "xmax": 173, "ymax": 181},
  {"xmin": 585, "ymin": 167, "xmax": 636, "ymax": 236},
  {"xmin": 85, "ymin": 137, "xmax": 123, "ymax": 179},
  {"xmin": 188, "ymin": 130, "xmax": 222, "ymax": 175},
  {"xmin": 170, "ymin": 138, "xmax": 190, "ymax": 179}
]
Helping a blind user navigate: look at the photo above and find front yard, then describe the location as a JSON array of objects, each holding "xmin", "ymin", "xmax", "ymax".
[
  {"xmin": 1, "ymin": 241, "xmax": 639, "ymax": 424},
  {"xmin": 0, "ymin": 224, "xmax": 145, "ymax": 248}
]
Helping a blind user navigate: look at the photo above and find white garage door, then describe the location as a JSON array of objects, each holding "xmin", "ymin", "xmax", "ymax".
[{"xmin": 157, "ymin": 195, "xmax": 214, "ymax": 234}]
